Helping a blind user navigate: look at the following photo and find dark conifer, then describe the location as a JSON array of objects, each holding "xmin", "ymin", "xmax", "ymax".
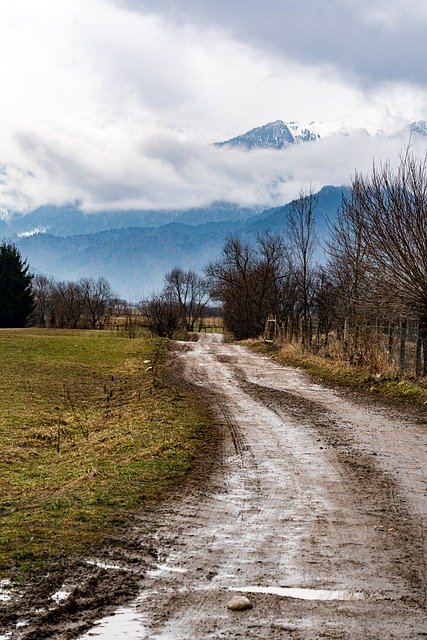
[{"xmin": 0, "ymin": 242, "xmax": 35, "ymax": 327}]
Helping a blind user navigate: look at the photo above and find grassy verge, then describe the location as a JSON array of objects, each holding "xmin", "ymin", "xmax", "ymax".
[
  {"xmin": 247, "ymin": 339, "xmax": 427, "ymax": 406},
  {"xmin": 0, "ymin": 329, "xmax": 213, "ymax": 575}
]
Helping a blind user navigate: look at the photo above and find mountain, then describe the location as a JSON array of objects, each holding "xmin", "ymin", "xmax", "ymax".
[
  {"xmin": 5, "ymin": 117, "xmax": 427, "ymax": 239},
  {"xmin": 4, "ymin": 202, "xmax": 261, "ymax": 238},
  {"xmin": 215, "ymin": 118, "xmax": 427, "ymax": 151},
  {"xmin": 17, "ymin": 186, "xmax": 347, "ymax": 300},
  {"xmin": 246, "ymin": 185, "xmax": 345, "ymax": 237},
  {"xmin": 408, "ymin": 121, "xmax": 427, "ymax": 137},
  {"xmin": 215, "ymin": 120, "xmax": 319, "ymax": 150}
]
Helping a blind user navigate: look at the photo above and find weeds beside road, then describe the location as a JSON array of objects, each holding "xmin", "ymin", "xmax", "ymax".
[{"xmin": 248, "ymin": 340, "xmax": 427, "ymax": 407}]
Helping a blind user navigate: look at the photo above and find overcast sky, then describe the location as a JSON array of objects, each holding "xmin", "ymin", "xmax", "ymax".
[{"xmin": 1, "ymin": 0, "xmax": 426, "ymax": 214}]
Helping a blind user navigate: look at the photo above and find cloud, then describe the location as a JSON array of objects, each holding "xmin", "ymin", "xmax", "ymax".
[
  {"xmin": 119, "ymin": 0, "xmax": 427, "ymax": 89},
  {"xmin": 5, "ymin": 119, "xmax": 426, "ymax": 214},
  {"xmin": 0, "ymin": 0, "xmax": 426, "ymax": 214}
]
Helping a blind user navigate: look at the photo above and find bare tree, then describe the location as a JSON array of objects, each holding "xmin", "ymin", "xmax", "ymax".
[
  {"xmin": 287, "ymin": 187, "xmax": 319, "ymax": 345},
  {"xmin": 348, "ymin": 152, "xmax": 427, "ymax": 372},
  {"xmin": 52, "ymin": 280, "xmax": 85, "ymax": 328},
  {"xmin": 32, "ymin": 274, "xmax": 56, "ymax": 327},
  {"xmin": 140, "ymin": 292, "xmax": 180, "ymax": 338},
  {"xmin": 205, "ymin": 234, "xmax": 287, "ymax": 339},
  {"xmin": 327, "ymin": 193, "xmax": 369, "ymax": 318},
  {"xmin": 79, "ymin": 277, "xmax": 114, "ymax": 329},
  {"xmin": 164, "ymin": 268, "xmax": 210, "ymax": 331}
]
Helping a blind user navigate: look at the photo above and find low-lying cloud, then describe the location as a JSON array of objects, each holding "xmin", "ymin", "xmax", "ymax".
[{"xmin": 4, "ymin": 122, "xmax": 426, "ymax": 214}]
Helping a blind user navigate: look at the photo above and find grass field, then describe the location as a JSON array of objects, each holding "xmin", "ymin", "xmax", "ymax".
[{"xmin": 0, "ymin": 329, "xmax": 212, "ymax": 574}]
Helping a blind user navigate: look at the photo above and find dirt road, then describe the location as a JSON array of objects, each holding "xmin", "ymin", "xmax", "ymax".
[{"xmin": 3, "ymin": 334, "xmax": 426, "ymax": 639}]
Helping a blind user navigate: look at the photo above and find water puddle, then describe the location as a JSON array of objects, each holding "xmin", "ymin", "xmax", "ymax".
[
  {"xmin": 231, "ymin": 586, "xmax": 366, "ymax": 601},
  {"xmin": 0, "ymin": 579, "xmax": 12, "ymax": 602},
  {"xmin": 147, "ymin": 563, "xmax": 188, "ymax": 577},
  {"xmin": 86, "ymin": 559, "xmax": 133, "ymax": 572},
  {"xmin": 16, "ymin": 621, "xmax": 28, "ymax": 628},
  {"xmin": 78, "ymin": 606, "xmax": 147, "ymax": 639},
  {"xmin": 51, "ymin": 589, "xmax": 71, "ymax": 603}
]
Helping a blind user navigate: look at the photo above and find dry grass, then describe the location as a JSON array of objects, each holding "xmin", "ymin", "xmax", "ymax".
[
  {"xmin": 0, "ymin": 329, "xmax": 212, "ymax": 574},
  {"xmin": 248, "ymin": 338, "xmax": 427, "ymax": 406}
]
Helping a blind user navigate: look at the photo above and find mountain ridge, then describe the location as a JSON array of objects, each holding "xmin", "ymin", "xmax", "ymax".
[{"xmin": 215, "ymin": 118, "xmax": 427, "ymax": 151}]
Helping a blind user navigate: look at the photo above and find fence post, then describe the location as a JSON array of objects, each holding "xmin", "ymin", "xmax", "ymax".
[
  {"xmin": 387, "ymin": 322, "xmax": 395, "ymax": 365},
  {"xmin": 399, "ymin": 318, "xmax": 408, "ymax": 374},
  {"xmin": 415, "ymin": 318, "xmax": 422, "ymax": 377},
  {"xmin": 419, "ymin": 316, "xmax": 427, "ymax": 377}
]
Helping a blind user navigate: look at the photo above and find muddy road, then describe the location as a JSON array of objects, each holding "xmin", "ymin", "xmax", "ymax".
[{"xmin": 2, "ymin": 334, "xmax": 426, "ymax": 639}]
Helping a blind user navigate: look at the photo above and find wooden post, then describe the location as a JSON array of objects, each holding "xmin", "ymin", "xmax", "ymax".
[
  {"xmin": 387, "ymin": 322, "xmax": 395, "ymax": 365},
  {"xmin": 415, "ymin": 318, "xmax": 422, "ymax": 377},
  {"xmin": 418, "ymin": 316, "xmax": 427, "ymax": 377},
  {"xmin": 264, "ymin": 316, "xmax": 277, "ymax": 343},
  {"xmin": 399, "ymin": 318, "xmax": 408, "ymax": 374}
]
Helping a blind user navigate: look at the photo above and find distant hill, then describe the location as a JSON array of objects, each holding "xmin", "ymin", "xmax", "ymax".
[
  {"xmin": 4, "ymin": 202, "xmax": 261, "ymax": 238},
  {"xmin": 16, "ymin": 186, "xmax": 347, "ymax": 299}
]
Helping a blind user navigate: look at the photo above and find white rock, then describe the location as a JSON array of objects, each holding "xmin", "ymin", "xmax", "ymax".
[{"xmin": 227, "ymin": 595, "xmax": 253, "ymax": 611}]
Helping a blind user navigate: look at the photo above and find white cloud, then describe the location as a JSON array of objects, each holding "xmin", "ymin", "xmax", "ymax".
[{"xmin": 0, "ymin": 0, "xmax": 426, "ymax": 214}]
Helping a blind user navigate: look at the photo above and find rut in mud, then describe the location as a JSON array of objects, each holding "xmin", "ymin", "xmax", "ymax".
[{"xmin": 1, "ymin": 334, "xmax": 426, "ymax": 639}]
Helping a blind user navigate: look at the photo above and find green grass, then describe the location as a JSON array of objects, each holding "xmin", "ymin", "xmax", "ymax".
[
  {"xmin": 0, "ymin": 328, "xmax": 213, "ymax": 574},
  {"xmin": 246, "ymin": 339, "xmax": 427, "ymax": 406}
]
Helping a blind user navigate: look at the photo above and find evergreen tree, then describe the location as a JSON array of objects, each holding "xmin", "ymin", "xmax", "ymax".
[{"xmin": 0, "ymin": 242, "xmax": 35, "ymax": 327}]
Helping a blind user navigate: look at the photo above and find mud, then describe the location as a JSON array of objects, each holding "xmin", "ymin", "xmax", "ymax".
[{"xmin": 1, "ymin": 334, "xmax": 426, "ymax": 639}]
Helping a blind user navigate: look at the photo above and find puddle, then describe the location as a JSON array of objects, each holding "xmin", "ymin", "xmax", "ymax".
[
  {"xmin": 231, "ymin": 586, "xmax": 366, "ymax": 601},
  {"xmin": 86, "ymin": 559, "xmax": 132, "ymax": 572},
  {"xmin": 147, "ymin": 563, "xmax": 188, "ymax": 577},
  {"xmin": 16, "ymin": 621, "xmax": 28, "ymax": 628},
  {"xmin": 51, "ymin": 589, "xmax": 71, "ymax": 603},
  {"xmin": 78, "ymin": 606, "xmax": 147, "ymax": 639},
  {"xmin": 0, "ymin": 579, "xmax": 12, "ymax": 602}
]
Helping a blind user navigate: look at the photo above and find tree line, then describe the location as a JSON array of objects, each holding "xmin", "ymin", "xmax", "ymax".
[
  {"xmin": 0, "ymin": 243, "xmax": 116, "ymax": 330},
  {"xmin": 0, "ymin": 243, "xmax": 212, "ymax": 334}
]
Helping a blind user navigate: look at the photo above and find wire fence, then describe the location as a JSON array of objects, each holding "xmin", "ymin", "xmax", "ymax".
[{"xmin": 266, "ymin": 315, "xmax": 427, "ymax": 377}]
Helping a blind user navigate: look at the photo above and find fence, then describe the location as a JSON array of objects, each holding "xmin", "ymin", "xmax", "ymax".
[{"xmin": 266, "ymin": 315, "xmax": 427, "ymax": 377}]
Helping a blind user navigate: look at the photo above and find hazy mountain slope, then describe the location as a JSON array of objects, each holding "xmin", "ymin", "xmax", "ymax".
[
  {"xmin": 17, "ymin": 186, "xmax": 348, "ymax": 299},
  {"xmin": 246, "ymin": 185, "xmax": 345, "ymax": 236},
  {"xmin": 5, "ymin": 202, "xmax": 261, "ymax": 238},
  {"xmin": 19, "ymin": 222, "xmax": 238, "ymax": 300}
]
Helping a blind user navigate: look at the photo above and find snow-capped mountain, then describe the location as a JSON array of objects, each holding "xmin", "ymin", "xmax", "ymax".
[
  {"xmin": 216, "ymin": 118, "xmax": 427, "ymax": 151},
  {"xmin": 409, "ymin": 121, "xmax": 427, "ymax": 137},
  {"xmin": 215, "ymin": 120, "xmax": 319, "ymax": 150}
]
